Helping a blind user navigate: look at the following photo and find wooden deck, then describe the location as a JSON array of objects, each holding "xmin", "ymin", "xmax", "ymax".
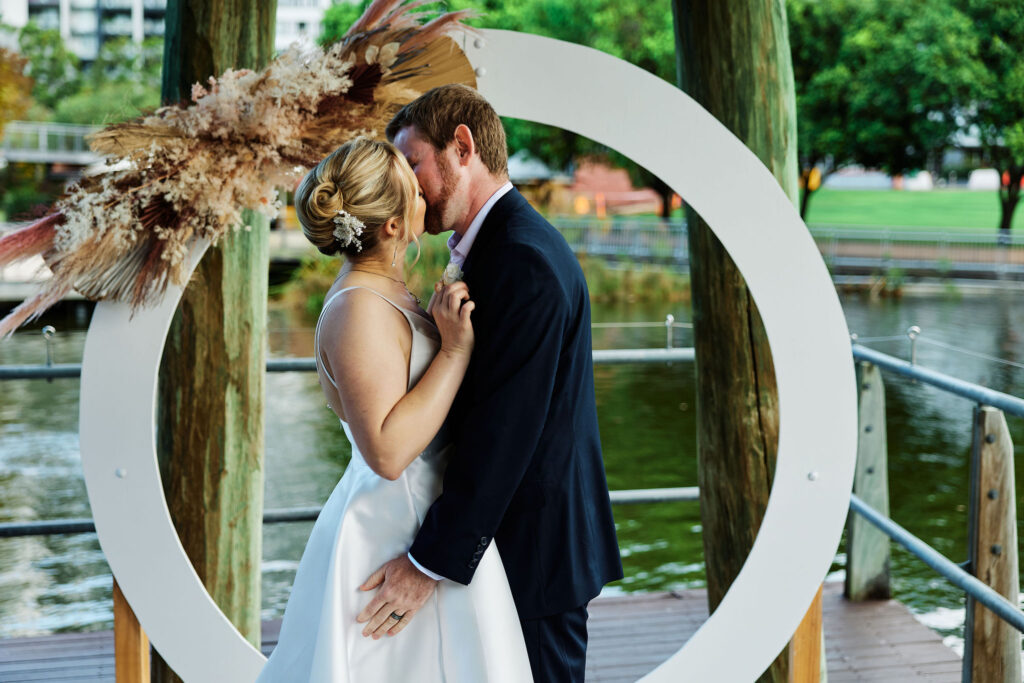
[{"xmin": 0, "ymin": 583, "xmax": 960, "ymax": 682}]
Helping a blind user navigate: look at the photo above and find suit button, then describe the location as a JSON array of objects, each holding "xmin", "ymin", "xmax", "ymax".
[{"xmin": 480, "ymin": 536, "xmax": 489, "ymax": 543}]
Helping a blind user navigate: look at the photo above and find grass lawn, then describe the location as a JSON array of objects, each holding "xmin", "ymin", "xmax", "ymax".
[{"xmin": 804, "ymin": 188, "xmax": 1023, "ymax": 233}]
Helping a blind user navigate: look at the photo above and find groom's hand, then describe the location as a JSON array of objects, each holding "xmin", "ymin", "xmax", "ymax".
[{"xmin": 356, "ymin": 555, "xmax": 437, "ymax": 639}]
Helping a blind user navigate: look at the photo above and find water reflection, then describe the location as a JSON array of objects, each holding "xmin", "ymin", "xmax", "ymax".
[{"xmin": 0, "ymin": 292, "xmax": 1022, "ymax": 652}]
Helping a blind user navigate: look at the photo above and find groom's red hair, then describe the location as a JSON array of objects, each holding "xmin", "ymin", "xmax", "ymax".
[{"xmin": 386, "ymin": 84, "xmax": 508, "ymax": 178}]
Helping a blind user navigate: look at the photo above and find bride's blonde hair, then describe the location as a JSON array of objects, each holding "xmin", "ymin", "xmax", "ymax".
[{"xmin": 295, "ymin": 137, "xmax": 419, "ymax": 259}]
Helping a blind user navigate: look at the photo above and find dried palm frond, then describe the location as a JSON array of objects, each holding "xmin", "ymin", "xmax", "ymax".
[{"xmin": 0, "ymin": 0, "xmax": 477, "ymax": 338}]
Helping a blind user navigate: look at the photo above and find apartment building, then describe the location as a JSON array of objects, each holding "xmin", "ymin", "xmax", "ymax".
[{"xmin": 0, "ymin": 0, "xmax": 339, "ymax": 62}]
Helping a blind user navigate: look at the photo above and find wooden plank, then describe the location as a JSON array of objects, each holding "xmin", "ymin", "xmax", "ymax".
[
  {"xmin": 789, "ymin": 584, "xmax": 823, "ymax": 683},
  {"xmin": 0, "ymin": 586, "xmax": 960, "ymax": 682},
  {"xmin": 969, "ymin": 407, "xmax": 1021, "ymax": 683},
  {"xmin": 152, "ymin": 2, "xmax": 275, "ymax": 682},
  {"xmin": 113, "ymin": 578, "xmax": 149, "ymax": 683},
  {"xmin": 673, "ymin": 0, "xmax": 797, "ymax": 680},
  {"xmin": 846, "ymin": 362, "xmax": 891, "ymax": 601}
]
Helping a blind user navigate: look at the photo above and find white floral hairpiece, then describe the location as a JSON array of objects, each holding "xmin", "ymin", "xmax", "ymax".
[{"xmin": 333, "ymin": 209, "xmax": 365, "ymax": 252}]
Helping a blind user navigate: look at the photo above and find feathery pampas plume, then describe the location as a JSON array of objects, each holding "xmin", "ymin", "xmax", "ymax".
[{"xmin": 0, "ymin": 0, "xmax": 477, "ymax": 338}]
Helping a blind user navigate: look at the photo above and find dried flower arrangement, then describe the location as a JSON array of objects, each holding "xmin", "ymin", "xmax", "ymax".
[{"xmin": 0, "ymin": 0, "xmax": 476, "ymax": 338}]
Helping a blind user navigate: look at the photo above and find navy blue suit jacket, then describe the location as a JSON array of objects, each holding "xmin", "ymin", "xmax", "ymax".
[{"xmin": 409, "ymin": 189, "xmax": 623, "ymax": 620}]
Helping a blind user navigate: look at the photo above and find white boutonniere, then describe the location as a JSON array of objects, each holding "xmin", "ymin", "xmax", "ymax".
[{"xmin": 442, "ymin": 261, "xmax": 464, "ymax": 285}]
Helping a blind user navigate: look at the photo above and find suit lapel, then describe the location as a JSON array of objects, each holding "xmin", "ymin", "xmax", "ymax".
[{"xmin": 461, "ymin": 189, "xmax": 525, "ymax": 280}]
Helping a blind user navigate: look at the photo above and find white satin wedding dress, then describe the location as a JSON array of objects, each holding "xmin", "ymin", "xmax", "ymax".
[{"xmin": 256, "ymin": 286, "xmax": 533, "ymax": 683}]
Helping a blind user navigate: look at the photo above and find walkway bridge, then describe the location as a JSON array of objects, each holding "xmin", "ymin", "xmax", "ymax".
[
  {"xmin": 1, "ymin": 121, "xmax": 102, "ymax": 166},
  {"xmin": 550, "ymin": 217, "xmax": 1024, "ymax": 281},
  {"xmin": 5, "ymin": 222, "xmax": 1020, "ymax": 306}
]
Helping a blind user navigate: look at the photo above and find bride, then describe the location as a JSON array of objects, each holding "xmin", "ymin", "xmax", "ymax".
[{"xmin": 256, "ymin": 137, "xmax": 532, "ymax": 682}]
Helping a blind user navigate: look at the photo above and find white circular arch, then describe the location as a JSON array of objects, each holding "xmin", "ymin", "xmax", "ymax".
[{"xmin": 80, "ymin": 29, "xmax": 857, "ymax": 682}]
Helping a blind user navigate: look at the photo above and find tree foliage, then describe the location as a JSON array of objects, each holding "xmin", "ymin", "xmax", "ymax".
[
  {"xmin": 959, "ymin": 0, "xmax": 1024, "ymax": 236},
  {"xmin": 17, "ymin": 22, "xmax": 80, "ymax": 109},
  {"xmin": 13, "ymin": 24, "xmax": 163, "ymax": 124},
  {"xmin": 320, "ymin": 0, "xmax": 680, "ymax": 216},
  {"xmin": 788, "ymin": 0, "xmax": 986, "ymax": 217},
  {"xmin": 0, "ymin": 47, "xmax": 32, "ymax": 133},
  {"xmin": 319, "ymin": 0, "xmax": 372, "ymax": 46},
  {"xmin": 54, "ymin": 37, "xmax": 163, "ymax": 124}
]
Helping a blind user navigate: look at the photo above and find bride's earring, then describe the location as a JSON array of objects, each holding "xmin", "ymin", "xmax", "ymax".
[{"xmin": 391, "ymin": 241, "xmax": 398, "ymax": 267}]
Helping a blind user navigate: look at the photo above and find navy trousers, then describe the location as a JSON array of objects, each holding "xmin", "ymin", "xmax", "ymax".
[{"xmin": 519, "ymin": 604, "xmax": 589, "ymax": 682}]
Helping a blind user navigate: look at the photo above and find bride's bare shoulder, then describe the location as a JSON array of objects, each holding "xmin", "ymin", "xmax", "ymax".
[{"xmin": 319, "ymin": 286, "xmax": 407, "ymax": 347}]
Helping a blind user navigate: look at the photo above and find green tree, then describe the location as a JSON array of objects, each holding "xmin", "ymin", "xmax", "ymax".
[
  {"xmin": 89, "ymin": 36, "xmax": 163, "ymax": 87},
  {"xmin": 483, "ymin": 0, "xmax": 678, "ymax": 217},
  {"xmin": 960, "ymin": 0, "xmax": 1024, "ymax": 240},
  {"xmin": 787, "ymin": 0, "xmax": 857, "ymax": 217},
  {"xmin": 843, "ymin": 1, "xmax": 984, "ymax": 174},
  {"xmin": 787, "ymin": 0, "xmax": 986, "ymax": 218},
  {"xmin": 319, "ymin": 0, "xmax": 371, "ymax": 46},
  {"xmin": 17, "ymin": 22, "xmax": 81, "ymax": 109},
  {"xmin": 320, "ymin": 0, "xmax": 680, "ymax": 217},
  {"xmin": 53, "ymin": 37, "xmax": 163, "ymax": 124}
]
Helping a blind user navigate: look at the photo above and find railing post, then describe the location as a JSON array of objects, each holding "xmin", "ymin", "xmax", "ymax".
[
  {"xmin": 845, "ymin": 361, "xmax": 892, "ymax": 600},
  {"xmin": 113, "ymin": 578, "xmax": 150, "ymax": 683},
  {"xmin": 965, "ymin": 406, "xmax": 1020, "ymax": 683}
]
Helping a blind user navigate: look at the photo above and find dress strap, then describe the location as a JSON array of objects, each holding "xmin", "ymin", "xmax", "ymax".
[{"xmin": 314, "ymin": 286, "xmax": 416, "ymax": 389}]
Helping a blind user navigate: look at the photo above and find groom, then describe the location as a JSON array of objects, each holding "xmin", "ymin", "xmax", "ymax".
[{"xmin": 357, "ymin": 84, "xmax": 623, "ymax": 681}]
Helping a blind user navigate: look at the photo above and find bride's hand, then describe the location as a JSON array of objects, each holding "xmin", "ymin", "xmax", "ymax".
[{"xmin": 434, "ymin": 281, "xmax": 474, "ymax": 356}]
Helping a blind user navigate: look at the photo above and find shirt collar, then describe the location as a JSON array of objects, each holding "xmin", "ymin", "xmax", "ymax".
[{"xmin": 447, "ymin": 181, "xmax": 514, "ymax": 266}]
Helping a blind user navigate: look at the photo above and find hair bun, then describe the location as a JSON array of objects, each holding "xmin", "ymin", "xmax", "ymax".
[
  {"xmin": 313, "ymin": 180, "xmax": 342, "ymax": 213},
  {"xmin": 294, "ymin": 137, "xmax": 418, "ymax": 260}
]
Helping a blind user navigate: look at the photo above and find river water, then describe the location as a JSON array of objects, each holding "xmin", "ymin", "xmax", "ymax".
[{"xmin": 1, "ymin": 290, "xmax": 1022, "ymax": 656}]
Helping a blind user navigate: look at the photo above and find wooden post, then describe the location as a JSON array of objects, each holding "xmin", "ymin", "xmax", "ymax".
[
  {"xmin": 965, "ymin": 406, "xmax": 1020, "ymax": 683},
  {"xmin": 671, "ymin": 1, "xmax": 799, "ymax": 680},
  {"xmin": 845, "ymin": 362, "xmax": 891, "ymax": 601},
  {"xmin": 113, "ymin": 578, "xmax": 150, "ymax": 683},
  {"xmin": 788, "ymin": 584, "xmax": 824, "ymax": 683},
  {"xmin": 153, "ymin": 1, "xmax": 276, "ymax": 681}
]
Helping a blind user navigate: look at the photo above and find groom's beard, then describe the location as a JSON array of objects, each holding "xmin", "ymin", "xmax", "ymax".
[{"xmin": 424, "ymin": 152, "xmax": 459, "ymax": 235}]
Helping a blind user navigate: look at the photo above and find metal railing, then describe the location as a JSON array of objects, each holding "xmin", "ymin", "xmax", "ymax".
[
  {"xmin": 811, "ymin": 225, "xmax": 1024, "ymax": 279},
  {"xmin": 848, "ymin": 493, "xmax": 1024, "ymax": 634},
  {"xmin": 5, "ymin": 323, "xmax": 1024, "ymax": 680},
  {"xmin": 852, "ymin": 343, "xmax": 1024, "ymax": 418},
  {"xmin": 0, "ymin": 348, "xmax": 695, "ymax": 381},
  {"xmin": 0, "ymin": 318, "xmax": 693, "ymax": 381},
  {"xmin": 0, "ymin": 328, "xmax": 698, "ymax": 541},
  {"xmin": 0, "ymin": 487, "xmax": 701, "ymax": 539},
  {"xmin": 4, "ymin": 220, "xmax": 1023, "ymax": 294},
  {"xmin": 1, "ymin": 121, "xmax": 102, "ymax": 165},
  {"xmin": 847, "ymin": 337, "xmax": 1024, "ymax": 681},
  {"xmin": 551, "ymin": 217, "xmax": 688, "ymax": 266}
]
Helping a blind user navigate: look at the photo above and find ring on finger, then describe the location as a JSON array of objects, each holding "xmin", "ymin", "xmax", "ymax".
[{"xmin": 389, "ymin": 611, "xmax": 404, "ymax": 621}]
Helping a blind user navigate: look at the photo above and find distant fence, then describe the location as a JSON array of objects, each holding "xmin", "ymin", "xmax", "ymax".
[
  {"xmin": 5, "ymin": 217, "xmax": 1023, "ymax": 288},
  {"xmin": 1, "ymin": 121, "xmax": 101, "ymax": 166},
  {"xmin": 551, "ymin": 217, "xmax": 688, "ymax": 266},
  {"xmin": 810, "ymin": 225, "xmax": 1024, "ymax": 281},
  {"xmin": 550, "ymin": 217, "xmax": 1024, "ymax": 279}
]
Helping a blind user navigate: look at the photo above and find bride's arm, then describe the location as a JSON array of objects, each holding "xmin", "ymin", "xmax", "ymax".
[{"xmin": 321, "ymin": 285, "xmax": 474, "ymax": 480}]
